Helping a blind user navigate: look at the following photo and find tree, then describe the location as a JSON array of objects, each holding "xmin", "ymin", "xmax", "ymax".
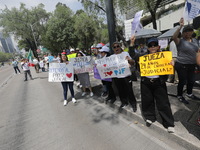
[
  {"xmin": 0, "ymin": 3, "xmax": 50, "ymax": 58},
  {"xmin": 42, "ymin": 3, "xmax": 76, "ymax": 53},
  {"xmin": 74, "ymin": 11, "xmax": 98, "ymax": 52}
]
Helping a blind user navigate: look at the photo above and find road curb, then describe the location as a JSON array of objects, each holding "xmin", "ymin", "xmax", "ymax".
[{"xmin": 90, "ymin": 80, "xmax": 200, "ymax": 150}]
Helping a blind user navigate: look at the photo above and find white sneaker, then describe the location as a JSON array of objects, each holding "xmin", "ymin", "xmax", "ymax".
[
  {"xmin": 81, "ymin": 92, "xmax": 86, "ymax": 97},
  {"xmin": 167, "ymin": 127, "xmax": 175, "ymax": 133},
  {"xmin": 79, "ymin": 85, "xmax": 83, "ymax": 88},
  {"xmin": 90, "ymin": 92, "xmax": 94, "ymax": 97},
  {"xmin": 72, "ymin": 98, "xmax": 77, "ymax": 103},
  {"xmin": 63, "ymin": 100, "xmax": 67, "ymax": 106}
]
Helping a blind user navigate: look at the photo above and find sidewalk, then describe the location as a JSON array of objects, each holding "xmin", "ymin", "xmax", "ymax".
[{"xmin": 89, "ymin": 75, "xmax": 200, "ymax": 150}]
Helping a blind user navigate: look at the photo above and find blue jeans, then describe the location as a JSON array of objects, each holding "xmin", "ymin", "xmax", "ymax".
[{"xmin": 61, "ymin": 82, "xmax": 74, "ymax": 100}]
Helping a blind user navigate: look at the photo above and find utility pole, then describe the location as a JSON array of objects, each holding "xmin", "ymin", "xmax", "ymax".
[{"xmin": 105, "ymin": 0, "xmax": 116, "ymax": 54}]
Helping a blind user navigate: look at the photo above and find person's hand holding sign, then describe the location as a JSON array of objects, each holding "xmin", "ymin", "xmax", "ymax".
[
  {"xmin": 179, "ymin": 18, "xmax": 184, "ymax": 27},
  {"xmin": 130, "ymin": 35, "xmax": 136, "ymax": 47}
]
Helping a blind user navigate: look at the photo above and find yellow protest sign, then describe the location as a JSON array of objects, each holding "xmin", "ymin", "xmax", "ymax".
[
  {"xmin": 139, "ymin": 51, "xmax": 174, "ymax": 76},
  {"xmin": 67, "ymin": 53, "xmax": 77, "ymax": 61}
]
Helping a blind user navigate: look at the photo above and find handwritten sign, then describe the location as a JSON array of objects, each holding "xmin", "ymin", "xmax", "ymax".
[
  {"xmin": 70, "ymin": 56, "xmax": 94, "ymax": 74},
  {"xmin": 48, "ymin": 63, "xmax": 74, "ymax": 82},
  {"xmin": 184, "ymin": 0, "xmax": 200, "ymax": 21},
  {"xmin": 95, "ymin": 54, "xmax": 131, "ymax": 79},
  {"xmin": 139, "ymin": 51, "xmax": 173, "ymax": 76}
]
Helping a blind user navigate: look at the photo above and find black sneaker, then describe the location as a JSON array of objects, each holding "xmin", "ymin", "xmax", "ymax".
[
  {"xmin": 186, "ymin": 94, "xmax": 200, "ymax": 100},
  {"xmin": 177, "ymin": 96, "xmax": 189, "ymax": 104}
]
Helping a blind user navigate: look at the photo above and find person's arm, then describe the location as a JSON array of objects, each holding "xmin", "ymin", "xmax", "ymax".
[{"xmin": 173, "ymin": 18, "xmax": 184, "ymax": 45}]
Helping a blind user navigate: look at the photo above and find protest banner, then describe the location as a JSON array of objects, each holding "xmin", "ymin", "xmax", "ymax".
[
  {"xmin": 184, "ymin": 0, "xmax": 200, "ymax": 21},
  {"xmin": 139, "ymin": 51, "xmax": 174, "ymax": 76},
  {"xmin": 131, "ymin": 10, "xmax": 143, "ymax": 35},
  {"xmin": 95, "ymin": 54, "xmax": 131, "ymax": 79},
  {"xmin": 70, "ymin": 56, "xmax": 94, "ymax": 74},
  {"xmin": 48, "ymin": 63, "xmax": 74, "ymax": 82}
]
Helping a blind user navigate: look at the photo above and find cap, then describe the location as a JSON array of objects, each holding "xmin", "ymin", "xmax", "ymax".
[
  {"xmin": 182, "ymin": 25, "xmax": 193, "ymax": 33},
  {"xmin": 76, "ymin": 48, "xmax": 80, "ymax": 51},
  {"xmin": 96, "ymin": 43, "xmax": 103, "ymax": 48},
  {"xmin": 99, "ymin": 46, "xmax": 110, "ymax": 53},
  {"xmin": 70, "ymin": 48, "xmax": 75, "ymax": 52},
  {"xmin": 61, "ymin": 52, "xmax": 66, "ymax": 55},
  {"xmin": 147, "ymin": 38, "xmax": 158, "ymax": 45}
]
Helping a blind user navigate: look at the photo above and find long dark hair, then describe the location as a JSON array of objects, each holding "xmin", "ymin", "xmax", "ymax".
[
  {"xmin": 76, "ymin": 52, "xmax": 84, "ymax": 57},
  {"xmin": 60, "ymin": 54, "xmax": 68, "ymax": 63}
]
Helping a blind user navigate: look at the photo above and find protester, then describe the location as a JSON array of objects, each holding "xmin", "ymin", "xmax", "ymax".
[
  {"xmin": 60, "ymin": 54, "xmax": 76, "ymax": 106},
  {"xmin": 173, "ymin": 18, "xmax": 200, "ymax": 104},
  {"xmin": 167, "ymin": 34, "xmax": 181, "ymax": 83},
  {"xmin": 21, "ymin": 59, "xmax": 33, "ymax": 81},
  {"xmin": 11, "ymin": 59, "xmax": 21, "ymax": 74},
  {"xmin": 130, "ymin": 35, "xmax": 175, "ymax": 133},
  {"xmin": 33, "ymin": 57, "xmax": 40, "ymax": 73},
  {"xmin": 111, "ymin": 42, "xmax": 137, "ymax": 112},
  {"xmin": 76, "ymin": 52, "xmax": 94, "ymax": 97},
  {"xmin": 39, "ymin": 58, "xmax": 45, "ymax": 72},
  {"xmin": 95, "ymin": 43, "xmax": 104, "ymax": 59},
  {"xmin": 98, "ymin": 46, "xmax": 116, "ymax": 103}
]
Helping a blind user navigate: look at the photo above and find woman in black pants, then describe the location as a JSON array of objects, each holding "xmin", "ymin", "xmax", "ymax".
[
  {"xmin": 112, "ymin": 42, "xmax": 137, "ymax": 112},
  {"xmin": 60, "ymin": 54, "xmax": 76, "ymax": 106},
  {"xmin": 173, "ymin": 18, "xmax": 200, "ymax": 104}
]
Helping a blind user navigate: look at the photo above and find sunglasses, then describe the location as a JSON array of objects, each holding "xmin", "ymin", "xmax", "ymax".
[
  {"xmin": 148, "ymin": 44, "xmax": 158, "ymax": 48},
  {"xmin": 113, "ymin": 45, "xmax": 120, "ymax": 49}
]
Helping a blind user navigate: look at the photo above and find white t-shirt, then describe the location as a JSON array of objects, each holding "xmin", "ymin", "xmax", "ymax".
[
  {"xmin": 21, "ymin": 62, "xmax": 30, "ymax": 71},
  {"xmin": 169, "ymin": 41, "xmax": 177, "ymax": 58}
]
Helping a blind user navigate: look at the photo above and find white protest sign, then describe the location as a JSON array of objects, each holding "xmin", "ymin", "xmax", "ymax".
[
  {"xmin": 158, "ymin": 39, "xmax": 168, "ymax": 49},
  {"xmin": 70, "ymin": 56, "xmax": 94, "ymax": 74},
  {"xmin": 95, "ymin": 54, "xmax": 131, "ymax": 79},
  {"xmin": 48, "ymin": 63, "xmax": 74, "ymax": 82},
  {"xmin": 131, "ymin": 10, "xmax": 143, "ymax": 35},
  {"xmin": 184, "ymin": 0, "xmax": 200, "ymax": 21}
]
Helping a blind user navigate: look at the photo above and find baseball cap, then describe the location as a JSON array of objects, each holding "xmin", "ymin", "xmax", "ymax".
[
  {"xmin": 182, "ymin": 25, "xmax": 193, "ymax": 33},
  {"xmin": 147, "ymin": 38, "xmax": 158, "ymax": 47},
  {"xmin": 99, "ymin": 46, "xmax": 110, "ymax": 53},
  {"xmin": 96, "ymin": 43, "xmax": 104, "ymax": 48},
  {"xmin": 70, "ymin": 48, "xmax": 75, "ymax": 52}
]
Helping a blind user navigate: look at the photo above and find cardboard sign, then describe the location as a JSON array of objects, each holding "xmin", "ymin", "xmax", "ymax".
[
  {"xmin": 95, "ymin": 54, "xmax": 131, "ymax": 79},
  {"xmin": 184, "ymin": 0, "xmax": 200, "ymax": 21},
  {"xmin": 70, "ymin": 56, "xmax": 94, "ymax": 74},
  {"xmin": 131, "ymin": 10, "xmax": 143, "ymax": 35},
  {"xmin": 139, "ymin": 51, "xmax": 174, "ymax": 76},
  {"xmin": 48, "ymin": 63, "xmax": 74, "ymax": 82}
]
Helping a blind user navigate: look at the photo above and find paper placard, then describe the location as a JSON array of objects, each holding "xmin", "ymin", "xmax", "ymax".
[
  {"xmin": 70, "ymin": 56, "xmax": 94, "ymax": 74},
  {"xmin": 139, "ymin": 51, "xmax": 174, "ymax": 76},
  {"xmin": 95, "ymin": 54, "xmax": 131, "ymax": 79},
  {"xmin": 48, "ymin": 63, "xmax": 74, "ymax": 82}
]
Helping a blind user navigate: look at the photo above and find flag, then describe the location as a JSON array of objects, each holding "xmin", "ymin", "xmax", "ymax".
[
  {"xmin": 27, "ymin": 49, "xmax": 34, "ymax": 67},
  {"xmin": 183, "ymin": 0, "xmax": 200, "ymax": 21}
]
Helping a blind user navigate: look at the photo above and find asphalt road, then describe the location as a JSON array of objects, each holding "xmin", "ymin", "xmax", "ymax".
[{"xmin": 0, "ymin": 67, "xmax": 186, "ymax": 150}]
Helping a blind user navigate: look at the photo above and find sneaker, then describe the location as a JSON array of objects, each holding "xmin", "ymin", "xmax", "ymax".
[
  {"xmin": 101, "ymin": 92, "xmax": 108, "ymax": 97},
  {"xmin": 167, "ymin": 127, "xmax": 175, "ymax": 133},
  {"xmin": 63, "ymin": 100, "xmax": 67, "ymax": 106},
  {"xmin": 177, "ymin": 96, "xmax": 189, "ymax": 104},
  {"xmin": 81, "ymin": 92, "xmax": 86, "ymax": 97},
  {"xmin": 72, "ymin": 98, "xmax": 77, "ymax": 103},
  {"xmin": 90, "ymin": 92, "xmax": 94, "ymax": 97},
  {"xmin": 146, "ymin": 120, "xmax": 153, "ymax": 127},
  {"xmin": 120, "ymin": 103, "xmax": 128, "ymax": 108},
  {"xmin": 186, "ymin": 94, "xmax": 200, "ymax": 100}
]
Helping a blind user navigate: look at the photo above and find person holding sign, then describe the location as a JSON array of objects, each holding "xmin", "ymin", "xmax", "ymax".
[
  {"xmin": 130, "ymin": 36, "xmax": 175, "ymax": 133},
  {"xmin": 76, "ymin": 52, "xmax": 94, "ymax": 97},
  {"xmin": 112, "ymin": 42, "xmax": 137, "ymax": 112},
  {"xmin": 60, "ymin": 54, "xmax": 76, "ymax": 106},
  {"xmin": 99, "ymin": 46, "xmax": 116, "ymax": 103},
  {"xmin": 173, "ymin": 18, "xmax": 200, "ymax": 104}
]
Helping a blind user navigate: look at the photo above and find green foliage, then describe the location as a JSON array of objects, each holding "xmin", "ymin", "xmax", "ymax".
[
  {"xmin": 0, "ymin": 52, "xmax": 12, "ymax": 62},
  {"xmin": 74, "ymin": 11, "xmax": 97, "ymax": 50},
  {"xmin": 42, "ymin": 3, "xmax": 75, "ymax": 53}
]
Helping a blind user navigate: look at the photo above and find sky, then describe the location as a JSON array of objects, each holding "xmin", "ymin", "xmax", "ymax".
[{"xmin": 0, "ymin": 0, "xmax": 83, "ymax": 12}]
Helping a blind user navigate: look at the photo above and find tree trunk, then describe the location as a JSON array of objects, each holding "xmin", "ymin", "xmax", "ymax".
[{"xmin": 151, "ymin": 12, "xmax": 157, "ymax": 30}]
